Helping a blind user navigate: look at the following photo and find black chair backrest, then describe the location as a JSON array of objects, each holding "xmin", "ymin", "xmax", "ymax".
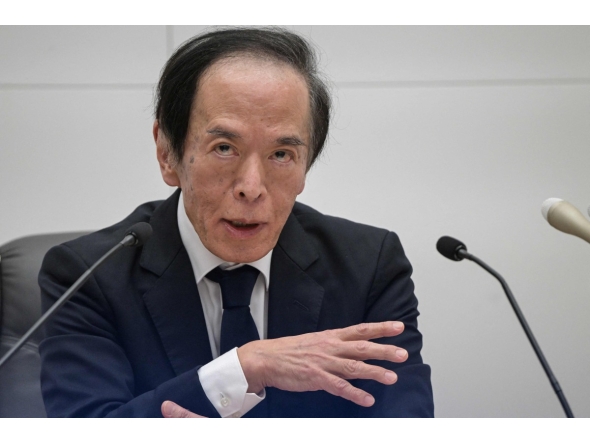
[{"xmin": 0, "ymin": 232, "xmax": 88, "ymax": 417}]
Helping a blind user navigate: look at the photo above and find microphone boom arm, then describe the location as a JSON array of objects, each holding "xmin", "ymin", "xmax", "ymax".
[
  {"xmin": 458, "ymin": 249, "xmax": 575, "ymax": 418},
  {"xmin": 0, "ymin": 242, "xmax": 125, "ymax": 370},
  {"xmin": 0, "ymin": 222, "xmax": 152, "ymax": 370}
]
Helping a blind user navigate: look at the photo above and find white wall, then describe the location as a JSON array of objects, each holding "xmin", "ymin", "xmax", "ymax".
[
  {"xmin": 1, "ymin": 26, "xmax": 589, "ymax": 417},
  {"xmin": 0, "ymin": 26, "xmax": 170, "ymax": 239}
]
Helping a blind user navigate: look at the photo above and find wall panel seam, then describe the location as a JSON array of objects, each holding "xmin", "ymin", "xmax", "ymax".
[
  {"xmin": 335, "ymin": 78, "xmax": 590, "ymax": 89},
  {"xmin": 0, "ymin": 84, "xmax": 155, "ymax": 91}
]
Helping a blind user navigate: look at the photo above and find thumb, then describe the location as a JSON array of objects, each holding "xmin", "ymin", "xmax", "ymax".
[{"xmin": 161, "ymin": 400, "xmax": 206, "ymax": 418}]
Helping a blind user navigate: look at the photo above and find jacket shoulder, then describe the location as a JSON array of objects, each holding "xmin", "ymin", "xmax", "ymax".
[
  {"xmin": 51, "ymin": 199, "xmax": 165, "ymax": 264},
  {"xmin": 291, "ymin": 201, "xmax": 392, "ymax": 244},
  {"xmin": 289, "ymin": 201, "xmax": 407, "ymax": 282}
]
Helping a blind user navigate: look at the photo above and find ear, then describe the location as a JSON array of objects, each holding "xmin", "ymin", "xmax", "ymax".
[{"xmin": 154, "ymin": 120, "xmax": 181, "ymax": 188}]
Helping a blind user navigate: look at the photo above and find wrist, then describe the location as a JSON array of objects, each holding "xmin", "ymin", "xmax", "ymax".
[{"xmin": 237, "ymin": 341, "xmax": 266, "ymax": 394}]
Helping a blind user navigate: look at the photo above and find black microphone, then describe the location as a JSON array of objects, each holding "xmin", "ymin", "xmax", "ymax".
[
  {"xmin": 0, "ymin": 222, "xmax": 153, "ymax": 370},
  {"xmin": 436, "ymin": 236, "xmax": 575, "ymax": 418},
  {"xmin": 436, "ymin": 236, "xmax": 468, "ymax": 261},
  {"xmin": 122, "ymin": 222, "xmax": 153, "ymax": 247}
]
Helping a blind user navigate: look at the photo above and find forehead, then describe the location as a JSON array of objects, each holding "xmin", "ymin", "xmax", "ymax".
[{"xmin": 191, "ymin": 56, "xmax": 311, "ymax": 124}]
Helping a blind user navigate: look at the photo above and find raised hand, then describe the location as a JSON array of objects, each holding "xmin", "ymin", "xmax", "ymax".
[{"xmin": 238, "ymin": 321, "xmax": 407, "ymax": 407}]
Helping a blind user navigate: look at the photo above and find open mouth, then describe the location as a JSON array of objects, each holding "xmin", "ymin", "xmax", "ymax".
[{"xmin": 224, "ymin": 219, "xmax": 261, "ymax": 231}]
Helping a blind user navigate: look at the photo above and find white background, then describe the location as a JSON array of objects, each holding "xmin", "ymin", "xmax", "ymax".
[{"xmin": 1, "ymin": 25, "xmax": 589, "ymax": 418}]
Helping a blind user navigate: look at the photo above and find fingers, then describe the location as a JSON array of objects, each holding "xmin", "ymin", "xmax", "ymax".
[
  {"xmin": 319, "ymin": 357, "xmax": 400, "ymax": 407},
  {"xmin": 323, "ymin": 373, "xmax": 375, "ymax": 407},
  {"xmin": 342, "ymin": 340, "xmax": 408, "ymax": 363},
  {"xmin": 161, "ymin": 401, "xmax": 206, "ymax": 418},
  {"xmin": 335, "ymin": 322, "xmax": 408, "ymax": 365},
  {"xmin": 336, "ymin": 359, "xmax": 399, "ymax": 386},
  {"xmin": 236, "ymin": 322, "xmax": 407, "ymax": 409},
  {"xmin": 337, "ymin": 321, "xmax": 404, "ymax": 341}
]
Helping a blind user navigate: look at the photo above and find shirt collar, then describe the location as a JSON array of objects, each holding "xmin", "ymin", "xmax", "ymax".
[{"xmin": 176, "ymin": 191, "xmax": 272, "ymax": 290}]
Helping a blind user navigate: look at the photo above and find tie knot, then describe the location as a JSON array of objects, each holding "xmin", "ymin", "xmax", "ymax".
[{"xmin": 206, "ymin": 265, "xmax": 260, "ymax": 309}]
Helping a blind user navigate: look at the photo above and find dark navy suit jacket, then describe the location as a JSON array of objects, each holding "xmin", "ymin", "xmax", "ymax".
[{"xmin": 39, "ymin": 190, "xmax": 434, "ymax": 417}]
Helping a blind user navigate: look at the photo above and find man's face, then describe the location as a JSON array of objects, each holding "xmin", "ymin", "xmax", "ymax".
[{"xmin": 156, "ymin": 57, "xmax": 310, "ymax": 263}]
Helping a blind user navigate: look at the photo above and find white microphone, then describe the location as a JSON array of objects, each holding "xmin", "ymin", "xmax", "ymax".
[{"xmin": 541, "ymin": 198, "xmax": 590, "ymax": 244}]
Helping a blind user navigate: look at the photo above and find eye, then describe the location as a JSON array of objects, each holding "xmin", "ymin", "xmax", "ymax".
[
  {"xmin": 215, "ymin": 144, "xmax": 235, "ymax": 156},
  {"xmin": 272, "ymin": 150, "xmax": 293, "ymax": 163}
]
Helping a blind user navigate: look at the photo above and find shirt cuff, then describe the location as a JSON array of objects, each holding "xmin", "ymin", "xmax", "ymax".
[{"xmin": 198, "ymin": 347, "xmax": 266, "ymax": 418}]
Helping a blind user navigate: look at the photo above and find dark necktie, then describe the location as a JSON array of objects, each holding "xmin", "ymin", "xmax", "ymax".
[{"xmin": 206, "ymin": 265, "xmax": 261, "ymax": 355}]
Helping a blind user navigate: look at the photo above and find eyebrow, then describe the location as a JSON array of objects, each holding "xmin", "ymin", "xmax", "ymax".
[
  {"xmin": 206, "ymin": 128, "xmax": 241, "ymax": 139},
  {"xmin": 207, "ymin": 127, "xmax": 306, "ymax": 147},
  {"xmin": 277, "ymin": 136, "xmax": 307, "ymax": 147}
]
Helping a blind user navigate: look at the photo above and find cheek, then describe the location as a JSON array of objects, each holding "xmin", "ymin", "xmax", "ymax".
[
  {"xmin": 269, "ymin": 171, "xmax": 306, "ymax": 208},
  {"xmin": 286, "ymin": 168, "xmax": 306, "ymax": 196},
  {"xmin": 295, "ymin": 174, "xmax": 306, "ymax": 194},
  {"xmin": 184, "ymin": 166, "xmax": 231, "ymax": 215}
]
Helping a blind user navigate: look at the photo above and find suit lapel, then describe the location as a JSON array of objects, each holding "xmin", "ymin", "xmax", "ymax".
[
  {"xmin": 137, "ymin": 194, "xmax": 324, "ymax": 371},
  {"xmin": 268, "ymin": 209, "xmax": 325, "ymax": 339},
  {"xmin": 139, "ymin": 190, "xmax": 213, "ymax": 375}
]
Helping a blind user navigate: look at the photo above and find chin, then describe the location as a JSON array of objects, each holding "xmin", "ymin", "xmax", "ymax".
[
  {"xmin": 205, "ymin": 224, "xmax": 277, "ymax": 263},
  {"xmin": 211, "ymin": 242, "xmax": 272, "ymax": 264},
  {"xmin": 220, "ymin": 250, "xmax": 268, "ymax": 264}
]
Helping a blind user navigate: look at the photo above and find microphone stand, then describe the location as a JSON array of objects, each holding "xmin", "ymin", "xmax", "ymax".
[
  {"xmin": 0, "ymin": 230, "xmax": 140, "ymax": 370},
  {"xmin": 458, "ymin": 250, "xmax": 575, "ymax": 418}
]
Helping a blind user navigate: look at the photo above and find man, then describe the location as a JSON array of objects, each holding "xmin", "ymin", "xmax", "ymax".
[{"xmin": 39, "ymin": 27, "xmax": 434, "ymax": 418}]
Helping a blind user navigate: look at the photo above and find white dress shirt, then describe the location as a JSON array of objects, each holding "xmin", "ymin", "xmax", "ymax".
[{"xmin": 177, "ymin": 192, "xmax": 270, "ymax": 418}]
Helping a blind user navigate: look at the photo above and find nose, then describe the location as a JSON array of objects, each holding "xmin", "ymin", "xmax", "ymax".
[{"xmin": 233, "ymin": 155, "xmax": 267, "ymax": 202}]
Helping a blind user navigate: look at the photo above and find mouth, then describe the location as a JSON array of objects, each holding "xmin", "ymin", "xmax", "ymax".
[
  {"xmin": 222, "ymin": 219, "xmax": 265, "ymax": 236},
  {"xmin": 228, "ymin": 220, "xmax": 259, "ymax": 229}
]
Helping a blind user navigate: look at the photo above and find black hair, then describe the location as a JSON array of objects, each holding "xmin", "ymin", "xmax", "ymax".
[{"xmin": 155, "ymin": 27, "xmax": 331, "ymax": 168}]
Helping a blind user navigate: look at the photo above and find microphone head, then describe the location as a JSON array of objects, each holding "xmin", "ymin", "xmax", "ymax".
[
  {"xmin": 541, "ymin": 198, "xmax": 590, "ymax": 244},
  {"xmin": 541, "ymin": 198, "xmax": 563, "ymax": 221},
  {"xmin": 436, "ymin": 236, "xmax": 467, "ymax": 261},
  {"xmin": 124, "ymin": 222, "xmax": 153, "ymax": 247}
]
